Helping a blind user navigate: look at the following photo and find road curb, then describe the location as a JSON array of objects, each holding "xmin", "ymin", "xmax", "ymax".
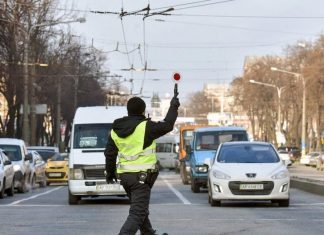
[{"xmin": 290, "ymin": 177, "xmax": 324, "ymax": 196}]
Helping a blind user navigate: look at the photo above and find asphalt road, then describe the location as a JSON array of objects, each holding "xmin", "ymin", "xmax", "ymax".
[{"xmin": 1, "ymin": 171, "xmax": 324, "ymax": 235}]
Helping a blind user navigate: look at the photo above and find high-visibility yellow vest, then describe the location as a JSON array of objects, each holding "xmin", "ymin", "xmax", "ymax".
[{"xmin": 111, "ymin": 121, "xmax": 157, "ymax": 173}]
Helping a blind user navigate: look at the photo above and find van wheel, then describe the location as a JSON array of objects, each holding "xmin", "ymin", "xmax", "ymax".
[
  {"xmin": 69, "ymin": 190, "xmax": 80, "ymax": 205},
  {"xmin": 6, "ymin": 178, "xmax": 15, "ymax": 196},
  {"xmin": 0, "ymin": 179, "xmax": 5, "ymax": 199},
  {"xmin": 191, "ymin": 179, "xmax": 200, "ymax": 193}
]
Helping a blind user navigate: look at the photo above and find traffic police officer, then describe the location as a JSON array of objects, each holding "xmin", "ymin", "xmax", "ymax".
[{"xmin": 104, "ymin": 95, "xmax": 180, "ymax": 235}]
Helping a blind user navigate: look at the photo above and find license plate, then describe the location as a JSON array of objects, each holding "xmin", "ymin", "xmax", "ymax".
[
  {"xmin": 96, "ymin": 184, "xmax": 120, "ymax": 192},
  {"xmin": 49, "ymin": 173, "xmax": 61, "ymax": 177},
  {"xmin": 239, "ymin": 184, "xmax": 264, "ymax": 190}
]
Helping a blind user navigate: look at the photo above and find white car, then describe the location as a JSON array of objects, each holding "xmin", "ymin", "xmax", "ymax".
[
  {"xmin": 300, "ymin": 152, "xmax": 322, "ymax": 166},
  {"xmin": 277, "ymin": 150, "xmax": 292, "ymax": 166},
  {"xmin": 0, "ymin": 149, "xmax": 15, "ymax": 198},
  {"xmin": 207, "ymin": 141, "xmax": 290, "ymax": 207}
]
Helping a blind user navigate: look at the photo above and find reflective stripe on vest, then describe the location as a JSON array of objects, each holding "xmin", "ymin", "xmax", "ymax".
[
  {"xmin": 111, "ymin": 121, "xmax": 156, "ymax": 173},
  {"xmin": 118, "ymin": 148, "xmax": 156, "ymax": 161},
  {"xmin": 117, "ymin": 163, "xmax": 156, "ymax": 171}
]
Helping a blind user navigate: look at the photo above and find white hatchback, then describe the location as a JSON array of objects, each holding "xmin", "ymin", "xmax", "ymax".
[{"xmin": 207, "ymin": 141, "xmax": 290, "ymax": 207}]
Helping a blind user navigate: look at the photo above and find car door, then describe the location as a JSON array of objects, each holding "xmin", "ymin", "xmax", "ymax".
[
  {"xmin": 0, "ymin": 153, "xmax": 4, "ymax": 188},
  {"xmin": 3, "ymin": 154, "xmax": 14, "ymax": 187}
]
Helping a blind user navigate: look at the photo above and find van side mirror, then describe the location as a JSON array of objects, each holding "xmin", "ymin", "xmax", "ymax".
[
  {"xmin": 67, "ymin": 147, "xmax": 70, "ymax": 153},
  {"xmin": 4, "ymin": 160, "xmax": 11, "ymax": 165}
]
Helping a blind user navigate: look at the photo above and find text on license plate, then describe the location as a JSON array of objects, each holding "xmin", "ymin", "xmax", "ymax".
[
  {"xmin": 96, "ymin": 184, "xmax": 120, "ymax": 192},
  {"xmin": 239, "ymin": 184, "xmax": 264, "ymax": 190},
  {"xmin": 49, "ymin": 173, "xmax": 61, "ymax": 177}
]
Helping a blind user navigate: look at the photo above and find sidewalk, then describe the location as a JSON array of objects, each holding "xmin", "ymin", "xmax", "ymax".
[{"xmin": 289, "ymin": 163, "xmax": 324, "ymax": 195}]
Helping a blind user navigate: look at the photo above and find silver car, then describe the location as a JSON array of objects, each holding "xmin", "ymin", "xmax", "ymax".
[{"xmin": 28, "ymin": 150, "xmax": 47, "ymax": 188}]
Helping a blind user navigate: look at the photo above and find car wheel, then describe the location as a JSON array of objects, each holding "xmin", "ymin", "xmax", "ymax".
[
  {"xmin": 210, "ymin": 199, "xmax": 221, "ymax": 207},
  {"xmin": 276, "ymin": 199, "xmax": 290, "ymax": 207},
  {"xmin": 191, "ymin": 178, "xmax": 200, "ymax": 193},
  {"xmin": 0, "ymin": 179, "xmax": 5, "ymax": 199},
  {"xmin": 68, "ymin": 190, "xmax": 80, "ymax": 205},
  {"xmin": 39, "ymin": 179, "xmax": 46, "ymax": 188},
  {"xmin": 18, "ymin": 175, "xmax": 29, "ymax": 193},
  {"xmin": 6, "ymin": 177, "xmax": 15, "ymax": 196},
  {"xmin": 31, "ymin": 175, "xmax": 36, "ymax": 189}
]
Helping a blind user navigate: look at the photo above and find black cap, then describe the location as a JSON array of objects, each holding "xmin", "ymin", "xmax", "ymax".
[{"xmin": 127, "ymin": 97, "xmax": 146, "ymax": 115}]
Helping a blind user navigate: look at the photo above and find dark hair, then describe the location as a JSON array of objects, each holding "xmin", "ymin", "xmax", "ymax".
[{"xmin": 127, "ymin": 97, "xmax": 146, "ymax": 115}]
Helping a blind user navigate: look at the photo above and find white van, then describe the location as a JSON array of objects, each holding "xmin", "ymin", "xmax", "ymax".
[
  {"xmin": 156, "ymin": 135, "xmax": 179, "ymax": 170},
  {"xmin": 68, "ymin": 106, "xmax": 127, "ymax": 204}
]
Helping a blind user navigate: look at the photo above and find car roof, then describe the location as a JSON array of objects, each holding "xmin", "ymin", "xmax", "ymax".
[
  {"xmin": 0, "ymin": 138, "xmax": 26, "ymax": 145},
  {"xmin": 194, "ymin": 126, "xmax": 246, "ymax": 133},
  {"xmin": 221, "ymin": 141, "xmax": 271, "ymax": 147},
  {"xmin": 27, "ymin": 146, "xmax": 59, "ymax": 152}
]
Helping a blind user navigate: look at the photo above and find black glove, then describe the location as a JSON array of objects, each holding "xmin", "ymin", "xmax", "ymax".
[
  {"xmin": 105, "ymin": 171, "xmax": 117, "ymax": 184},
  {"xmin": 170, "ymin": 97, "xmax": 180, "ymax": 108}
]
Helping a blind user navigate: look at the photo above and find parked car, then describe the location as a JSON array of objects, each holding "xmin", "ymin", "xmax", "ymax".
[
  {"xmin": 277, "ymin": 150, "xmax": 292, "ymax": 166},
  {"xmin": 300, "ymin": 152, "xmax": 322, "ymax": 166},
  {"xmin": 28, "ymin": 150, "xmax": 47, "ymax": 188},
  {"xmin": 0, "ymin": 138, "xmax": 32, "ymax": 193},
  {"xmin": 316, "ymin": 152, "xmax": 324, "ymax": 171},
  {"xmin": 27, "ymin": 146, "xmax": 59, "ymax": 163},
  {"xmin": 278, "ymin": 146, "xmax": 301, "ymax": 163},
  {"xmin": 45, "ymin": 153, "xmax": 69, "ymax": 185},
  {"xmin": 206, "ymin": 141, "xmax": 290, "ymax": 207},
  {"xmin": 0, "ymin": 149, "xmax": 15, "ymax": 198}
]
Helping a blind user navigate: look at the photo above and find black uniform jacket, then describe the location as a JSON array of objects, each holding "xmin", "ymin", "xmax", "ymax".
[{"xmin": 104, "ymin": 104, "xmax": 178, "ymax": 179}]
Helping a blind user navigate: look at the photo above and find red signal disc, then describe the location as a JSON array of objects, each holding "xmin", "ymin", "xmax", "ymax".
[{"xmin": 173, "ymin": 73, "xmax": 181, "ymax": 81}]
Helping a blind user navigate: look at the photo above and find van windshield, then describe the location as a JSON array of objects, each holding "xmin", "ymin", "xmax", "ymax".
[
  {"xmin": 195, "ymin": 131, "xmax": 248, "ymax": 150},
  {"xmin": 0, "ymin": 145, "xmax": 22, "ymax": 161},
  {"xmin": 73, "ymin": 124, "xmax": 112, "ymax": 149}
]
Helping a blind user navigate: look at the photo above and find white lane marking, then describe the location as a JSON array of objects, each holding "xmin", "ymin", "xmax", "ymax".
[
  {"xmin": 161, "ymin": 178, "xmax": 191, "ymax": 205},
  {"xmin": 9, "ymin": 186, "xmax": 64, "ymax": 205}
]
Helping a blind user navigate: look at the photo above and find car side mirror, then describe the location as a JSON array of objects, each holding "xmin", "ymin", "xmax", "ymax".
[
  {"xmin": 25, "ymin": 153, "xmax": 32, "ymax": 161},
  {"xmin": 4, "ymin": 160, "xmax": 11, "ymax": 165}
]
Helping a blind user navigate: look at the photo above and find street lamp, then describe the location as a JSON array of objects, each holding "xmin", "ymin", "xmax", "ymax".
[
  {"xmin": 22, "ymin": 17, "xmax": 86, "ymax": 144},
  {"xmin": 270, "ymin": 67, "xmax": 306, "ymax": 157},
  {"xmin": 249, "ymin": 80, "xmax": 286, "ymax": 144}
]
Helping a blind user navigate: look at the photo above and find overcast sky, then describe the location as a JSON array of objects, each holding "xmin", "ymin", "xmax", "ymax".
[{"xmin": 60, "ymin": 0, "xmax": 324, "ymax": 102}]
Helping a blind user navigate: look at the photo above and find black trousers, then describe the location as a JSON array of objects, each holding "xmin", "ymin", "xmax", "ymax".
[{"xmin": 118, "ymin": 172, "xmax": 158, "ymax": 235}]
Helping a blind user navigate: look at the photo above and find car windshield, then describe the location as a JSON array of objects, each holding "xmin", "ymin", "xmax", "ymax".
[
  {"xmin": 50, "ymin": 153, "xmax": 66, "ymax": 161},
  {"xmin": 217, "ymin": 144, "xmax": 280, "ymax": 163},
  {"xmin": 73, "ymin": 124, "xmax": 111, "ymax": 149},
  {"xmin": 36, "ymin": 150, "xmax": 57, "ymax": 161},
  {"xmin": 0, "ymin": 145, "xmax": 22, "ymax": 161},
  {"xmin": 195, "ymin": 131, "xmax": 248, "ymax": 150}
]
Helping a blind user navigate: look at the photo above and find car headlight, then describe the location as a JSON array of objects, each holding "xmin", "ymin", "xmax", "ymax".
[
  {"xmin": 212, "ymin": 169, "xmax": 231, "ymax": 179},
  {"xmin": 195, "ymin": 165, "xmax": 208, "ymax": 173},
  {"xmin": 271, "ymin": 169, "xmax": 289, "ymax": 179},
  {"xmin": 13, "ymin": 165, "xmax": 21, "ymax": 172},
  {"xmin": 71, "ymin": 168, "xmax": 84, "ymax": 180}
]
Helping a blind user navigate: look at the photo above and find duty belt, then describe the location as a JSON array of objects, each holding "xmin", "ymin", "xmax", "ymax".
[
  {"xmin": 117, "ymin": 163, "xmax": 157, "ymax": 171},
  {"xmin": 118, "ymin": 149, "xmax": 155, "ymax": 161}
]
